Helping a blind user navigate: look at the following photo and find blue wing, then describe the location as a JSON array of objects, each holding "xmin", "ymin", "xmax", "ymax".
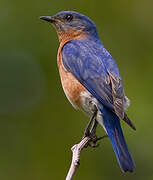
[{"xmin": 62, "ymin": 38, "xmax": 125, "ymax": 119}]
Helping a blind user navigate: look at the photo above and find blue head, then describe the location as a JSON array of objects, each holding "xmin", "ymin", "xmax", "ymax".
[{"xmin": 40, "ymin": 11, "xmax": 99, "ymax": 41}]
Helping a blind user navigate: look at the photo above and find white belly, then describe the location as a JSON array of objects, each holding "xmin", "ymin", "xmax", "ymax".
[{"xmin": 80, "ymin": 90, "xmax": 105, "ymax": 129}]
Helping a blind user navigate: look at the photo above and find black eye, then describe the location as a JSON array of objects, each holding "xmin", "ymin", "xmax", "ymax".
[{"xmin": 64, "ymin": 14, "xmax": 73, "ymax": 22}]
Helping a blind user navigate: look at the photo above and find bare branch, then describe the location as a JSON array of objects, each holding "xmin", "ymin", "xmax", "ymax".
[
  {"xmin": 65, "ymin": 136, "xmax": 91, "ymax": 180},
  {"xmin": 65, "ymin": 116, "xmax": 108, "ymax": 180}
]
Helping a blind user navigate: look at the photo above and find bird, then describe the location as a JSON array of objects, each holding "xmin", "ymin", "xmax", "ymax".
[{"xmin": 40, "ymin": 11, "xmax": 135, "ymax": 173}]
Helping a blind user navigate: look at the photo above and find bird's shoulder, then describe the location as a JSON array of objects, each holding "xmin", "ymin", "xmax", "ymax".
[{"xmin": 62, "ymin": 38, "xmax": 121, "ymax": 78}]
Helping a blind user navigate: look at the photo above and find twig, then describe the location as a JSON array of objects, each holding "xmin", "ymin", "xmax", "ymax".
[
  {"xmin": 65, "ymin": 116, "xmax": 108, "ymax": 180},
  {"xmin": 65, "ymin": 136, "xmax": 91, "ymax": 180}
]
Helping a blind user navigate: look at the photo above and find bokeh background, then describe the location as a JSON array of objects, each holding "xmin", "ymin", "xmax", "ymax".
[{"xmin": 0, "ymin": 0, "xmax": 153, "ymax": 179}]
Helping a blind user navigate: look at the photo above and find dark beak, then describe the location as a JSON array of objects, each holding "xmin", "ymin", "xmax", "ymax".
[{"xmin": 40, "ymin": 16, "xmax": 56, "ymax": 23}]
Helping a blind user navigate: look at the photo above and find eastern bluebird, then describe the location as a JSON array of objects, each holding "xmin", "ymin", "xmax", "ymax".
[{"xmin": 40, "ymin": 11, "xmax": 135, "ymax": 172}]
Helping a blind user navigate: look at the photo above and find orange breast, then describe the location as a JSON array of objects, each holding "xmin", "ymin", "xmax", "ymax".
[
  {"xmin": 58, "ymin": 60, "xmax": 86, "ymax": 108},
  {"xmin": 57, "ymin": 36, "xmax": 86, "ymax": 109}
]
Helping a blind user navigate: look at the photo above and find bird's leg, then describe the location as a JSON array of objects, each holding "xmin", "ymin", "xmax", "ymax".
[
  {"xmin": 90, "ymin": 118, "xmax": 98, "ymax": 136},
  {"xmin": 88, "ymin": 115, "xmax": 108, "ymax": 148},
  {"xmin": 83, "ymin": 107, "xmax": 108, "ymax": 148},
  {"xmin": 84, "ymin": 118, "xmax": 108, "ymax": 148},
  {"xmin": 83, "ymin": 108, "xmax": 98, "ymax": 137}
]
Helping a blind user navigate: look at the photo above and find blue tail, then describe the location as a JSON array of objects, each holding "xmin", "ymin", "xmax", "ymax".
[{"xmin": 100, "ymin": 106, "xmax": 135, "ymax": 172}]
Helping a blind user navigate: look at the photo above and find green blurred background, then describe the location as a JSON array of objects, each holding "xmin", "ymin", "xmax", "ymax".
[{"xmin": 0, "ymin": 0, "xmax": 153, "ymax": 179}]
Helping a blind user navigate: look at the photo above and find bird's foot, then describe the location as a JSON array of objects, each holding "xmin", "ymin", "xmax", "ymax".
[{"xmin": 87, "ymin": 134, "xmax": 108, "ymax": 148}]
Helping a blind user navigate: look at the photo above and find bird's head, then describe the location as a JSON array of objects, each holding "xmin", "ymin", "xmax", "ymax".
[{"xmin": 40, "ymin": 11, "xmax": 98, "ymax": 42}]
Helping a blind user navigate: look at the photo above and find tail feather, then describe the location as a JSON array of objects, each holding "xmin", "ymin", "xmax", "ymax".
[
  {"xmin": 100, "ymin": 106, "xmax": 135, "ymax": 172},
  {"xmin": 123, "ymin": 113, "xmax": 136, "ymax": 131}
]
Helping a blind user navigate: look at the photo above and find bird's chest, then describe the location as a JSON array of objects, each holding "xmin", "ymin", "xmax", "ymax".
[
  {"xmin": 58, "ymin": 59, "xmax": 85, "ymax": 109},
  {"xmin": 57, "ymin": 59, "xmax": 98, "ymax": 117},
  {"xmin": 57, "ymin": 41, "xmax": 98, "ymax": 114}
]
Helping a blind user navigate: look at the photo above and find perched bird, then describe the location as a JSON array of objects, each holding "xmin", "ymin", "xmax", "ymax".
[{"xmin": 40, "ymin": 11, "xmax": 135, "ymax": 172}]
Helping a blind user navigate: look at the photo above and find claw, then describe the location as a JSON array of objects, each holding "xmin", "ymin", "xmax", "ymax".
[
  {"xmin": 85, "ymin": 134, "xmax": 108, "ymax": 148},
  {"xmin": 90, "ymin": 134, "xmax": 108, "ymax": 148},
  {"xmin": 89, "ymin": 142, "xmax": 99, "ymax": 148}
]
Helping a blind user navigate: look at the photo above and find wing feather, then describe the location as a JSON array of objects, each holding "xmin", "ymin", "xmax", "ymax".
[{"xmin": 62, "ymin": 40, "xmax": 127, "ymax": 120}]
